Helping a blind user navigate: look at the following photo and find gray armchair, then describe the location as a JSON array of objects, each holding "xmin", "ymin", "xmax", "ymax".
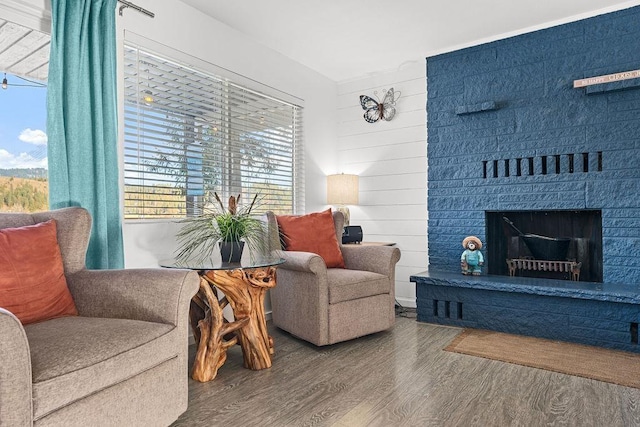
[
  {"xmin": 0, "ymin": 207, "xmax": 199, "ymax": 426},
  {"xmin": 265, "ymin": 211, "xmax": 401, "ymax": 346}
]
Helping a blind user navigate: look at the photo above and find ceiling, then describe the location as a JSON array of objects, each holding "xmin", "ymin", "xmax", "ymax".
[
  {"xmin": 0, "ymin": 18, "xmax": 49, "ymax": 82},
  {"xmin": 2, "ymin": 1, "xmax": 639, "ymax": 84},
  {"xmin": 180, "ymin": 0, "xmax": 640, "ymax": 82}
]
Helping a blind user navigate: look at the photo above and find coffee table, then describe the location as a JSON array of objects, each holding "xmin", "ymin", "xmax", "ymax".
[{"xmin": 161, "ymin": 256, "xmax": 285, "ymax": 382}]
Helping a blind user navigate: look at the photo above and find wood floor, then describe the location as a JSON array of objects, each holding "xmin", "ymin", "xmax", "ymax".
[{"xmin": 173, "ymin": 315, "xmax": 640, "ymax": 426}]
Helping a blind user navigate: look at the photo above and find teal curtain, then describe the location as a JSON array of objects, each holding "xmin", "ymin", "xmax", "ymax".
[{"xmin": 47, "ymin": 0, "xmax": 124, "ymax": 269}]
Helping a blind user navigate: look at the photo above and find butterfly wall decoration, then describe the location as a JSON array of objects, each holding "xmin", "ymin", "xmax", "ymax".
[{"xmin": 359, "ymin": 87, "xmax": 401, "ymax": 123}]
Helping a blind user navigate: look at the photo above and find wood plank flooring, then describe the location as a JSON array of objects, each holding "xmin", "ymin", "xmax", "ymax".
[{"xmin": 173, "ymin": 316, "xmax": 640, "ymax": 426}]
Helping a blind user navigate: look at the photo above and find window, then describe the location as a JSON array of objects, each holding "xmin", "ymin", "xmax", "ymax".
[
  {"xmin": 0, "ymin": 19, "xmax": 49, "ymax": 213},
  {"xmin": 122, "ymin": 44, "xmax": 304, "ymax": 219}
]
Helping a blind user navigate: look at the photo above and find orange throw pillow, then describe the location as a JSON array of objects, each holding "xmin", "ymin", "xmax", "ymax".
[
  {"xmin": 276, "ymin": 209, "xmax": 345, "ymax": 268},
  {"xmin": 0, "ymin": 220, "xmax": 78, "ymax": 325}
]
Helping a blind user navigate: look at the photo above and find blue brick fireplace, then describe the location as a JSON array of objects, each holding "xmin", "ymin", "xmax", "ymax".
[{"xmin": 411, "ymin": 5, "xmax": 640, "ymax": 352}]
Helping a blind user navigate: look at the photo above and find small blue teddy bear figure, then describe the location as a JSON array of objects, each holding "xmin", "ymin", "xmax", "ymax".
[{"xmin": 461, "ymin": 236, "xmax": 484, "ymax": 276}]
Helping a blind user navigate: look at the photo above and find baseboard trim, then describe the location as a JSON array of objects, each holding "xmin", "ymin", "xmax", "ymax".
[{"xmin": 395, "ymin": 296, "xmax": 416, "ymax": 308}]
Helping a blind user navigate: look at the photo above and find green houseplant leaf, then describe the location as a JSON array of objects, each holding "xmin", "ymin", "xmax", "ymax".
[{"xmin": 175, "ymin": 193, "xmax": 267, "ymax": 263}]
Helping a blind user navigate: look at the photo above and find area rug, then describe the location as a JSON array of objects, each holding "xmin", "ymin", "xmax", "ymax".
[{"xmin": 444, "ymin": 329, "xmax": 640, "ymax": 389}]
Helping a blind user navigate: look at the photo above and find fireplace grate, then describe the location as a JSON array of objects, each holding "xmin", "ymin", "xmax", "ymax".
[{"xmin": 507, "ymin": 258, "xmax": 582, "ymax": 281}]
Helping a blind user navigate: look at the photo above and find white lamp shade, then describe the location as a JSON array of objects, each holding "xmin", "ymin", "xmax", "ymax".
[{"xmin": 327, "ymin": 174, "xmax": 359, "ymax": 205}]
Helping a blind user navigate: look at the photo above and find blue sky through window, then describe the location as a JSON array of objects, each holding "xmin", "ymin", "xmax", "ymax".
[{"xmin": 0, "ymin": 73, "xmax": 48, "ymax": 170}]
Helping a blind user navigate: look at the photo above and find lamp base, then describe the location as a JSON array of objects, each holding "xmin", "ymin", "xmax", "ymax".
[{"xmin": 337, "ymin": 205, "xmax": 350, "ymax": 226}]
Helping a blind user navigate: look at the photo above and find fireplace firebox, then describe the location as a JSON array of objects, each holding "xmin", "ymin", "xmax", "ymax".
[{"xmin": 486, "ymin": 210, "xmax": 603, "ymax": 282}]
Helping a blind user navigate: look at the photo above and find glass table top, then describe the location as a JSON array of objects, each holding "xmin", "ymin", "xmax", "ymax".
[{"xmin": 159, "ymin": 256, "xmax": 285, "ymax": 271}]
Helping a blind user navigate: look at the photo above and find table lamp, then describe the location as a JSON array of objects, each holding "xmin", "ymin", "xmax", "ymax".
[{"xmin": 327, "ymin": 173, "xmax": 359, "ymax": 226}]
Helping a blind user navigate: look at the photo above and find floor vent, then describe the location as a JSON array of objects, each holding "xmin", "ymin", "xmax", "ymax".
[
  {"xmin": 631, "ymin": 322, "xmax": 639, "ymax": 344},
  {"xmin": 433, "ymin": 299, "xmax": 462, "ymax": 319}
]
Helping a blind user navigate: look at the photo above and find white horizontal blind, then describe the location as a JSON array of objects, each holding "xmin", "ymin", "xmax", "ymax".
[{"xmin": 122, "ymin": 44, "xmax": 304, "ymax": 219}]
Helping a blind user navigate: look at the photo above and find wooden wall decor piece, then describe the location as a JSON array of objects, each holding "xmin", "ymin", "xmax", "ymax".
[{"xmin": 573, "ymin": 69, "xmax": 640, "ymax": 88}]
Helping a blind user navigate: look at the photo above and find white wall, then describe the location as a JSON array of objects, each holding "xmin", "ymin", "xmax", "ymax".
[
  {"xmin": 337, "ymin": 61, "xmax": 428, "ymax": 307},
  {"xmin": 117, "ymin": 0, "xmax": 338, "ymax": 267}
]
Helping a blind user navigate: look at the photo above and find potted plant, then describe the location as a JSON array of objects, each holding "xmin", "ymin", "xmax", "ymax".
[{"xmin": 175, "ymin": 192, "xmax": 266, "ymax": 263}]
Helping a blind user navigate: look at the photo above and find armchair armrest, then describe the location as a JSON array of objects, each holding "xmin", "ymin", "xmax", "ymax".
[
  {"xmin": 269, "ymin": 250, "xmax": 331, "ymax": 345},
  {"xmin": 340, "ymin": 245, "xmax": 401, "ymax": 277},
  {"xmin": 66, "ymin": 268, "xmax": 199, "ymax": 326},
  {"xmin": 0, "ymin": 308, "xmax": 32, "ymax": 426},
  {"xmin": 273, "ymin": 250, "xmax": 327, "ymax": 275}
]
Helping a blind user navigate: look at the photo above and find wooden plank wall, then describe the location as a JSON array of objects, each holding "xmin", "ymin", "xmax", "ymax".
[{"xmin": 337, "ymin": 61, "xmax": 427, "ymax": 307}]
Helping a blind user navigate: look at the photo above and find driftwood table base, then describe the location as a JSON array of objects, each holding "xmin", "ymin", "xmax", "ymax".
[
  {"xmin": 189, "ymin": 266, "xmax": 278, "ymax": 382},
  {"xmin": 203, "ymin": 267, "xmax": 277, "ymax": 370},
  {"xmin": 190, "ymin": 276, "xmax": 248, "ymax": 382}
]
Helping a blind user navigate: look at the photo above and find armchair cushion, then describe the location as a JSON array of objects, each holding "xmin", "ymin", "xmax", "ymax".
[
  {"xmin": 25, "ymin": 316, "xmax": 176, "ymax": 421},
  {"xmin": 327, "ymin": 269, "xmax": 391, "ymax": 304},
  {"xmin": 0, "ymin": 220, "xmax": 77, "ymax": 325},
  {"xmin": 276, "ymin": 209, "xmax": 345, "ymax": 268}
]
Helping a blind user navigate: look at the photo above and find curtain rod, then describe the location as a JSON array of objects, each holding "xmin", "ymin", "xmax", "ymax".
[{"xmin": 117, "ymin": 0, "xmax": 154, "ymax": 18}]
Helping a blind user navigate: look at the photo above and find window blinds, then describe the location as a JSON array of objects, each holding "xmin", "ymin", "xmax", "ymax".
[{"xmin": 122, "ymin": 44, "xmax": 304, "ymax": 219}]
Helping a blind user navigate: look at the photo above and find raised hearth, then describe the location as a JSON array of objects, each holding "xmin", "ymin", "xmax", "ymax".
[{"xmin": 411, "ymin": 270, "xmax": 640, "ymax": 353}]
